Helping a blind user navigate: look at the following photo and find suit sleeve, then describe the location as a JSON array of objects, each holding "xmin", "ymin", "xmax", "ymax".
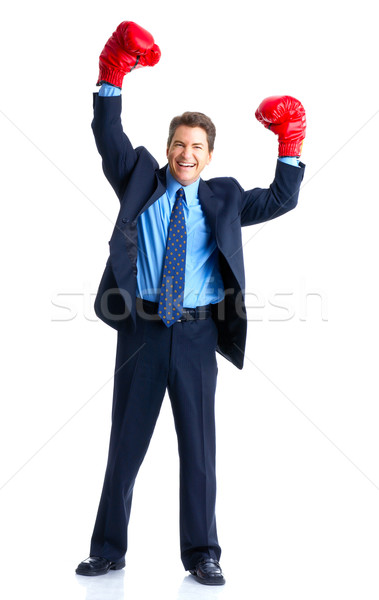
[
  {"xmin": 239, "ymin": 160, "xmax": 305, "ymax": 226},
  {"xmin": 91, "ymin": 93, "xmax": 138, "ymax": 199}
]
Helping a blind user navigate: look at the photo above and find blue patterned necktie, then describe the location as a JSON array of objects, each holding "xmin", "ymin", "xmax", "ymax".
[{"xmin": 158, "ymin": 187, "xmax": 187, "ymax": 326}]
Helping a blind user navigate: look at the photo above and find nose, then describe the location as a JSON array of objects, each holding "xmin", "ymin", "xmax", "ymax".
[{"xmin": 181, "ymin": 146, "xmax": 193, "ymax": 160}]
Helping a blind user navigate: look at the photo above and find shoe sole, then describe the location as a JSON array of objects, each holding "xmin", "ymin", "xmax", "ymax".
[{"xmin": 76, "ymin": 559, "xmax": 126, "ymax": 576}]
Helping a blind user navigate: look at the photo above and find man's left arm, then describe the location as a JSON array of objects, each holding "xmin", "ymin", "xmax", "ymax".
[{"xmin": 240, "ymin": 95, "xmax": 306, "ymax": 226}]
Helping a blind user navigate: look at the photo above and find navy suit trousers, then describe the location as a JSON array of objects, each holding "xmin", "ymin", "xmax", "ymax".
[{"xmin": 90, "ymin": 309, "xmax": 221, "ymax": 570}]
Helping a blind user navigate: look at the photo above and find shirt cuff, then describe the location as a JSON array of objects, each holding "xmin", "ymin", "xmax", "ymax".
[
  {"xmin": 278, "ymin": 156, "xmax": 300, "ymax": 168},
  {"xmin": 98, "ymin": 83, "xmax": 122, "ymax": 97}
]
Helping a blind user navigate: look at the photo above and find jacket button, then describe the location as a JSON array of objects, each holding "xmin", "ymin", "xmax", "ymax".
[{"xmin": 122, "ymin": 217, "xmax": 130, "ymax": 224}]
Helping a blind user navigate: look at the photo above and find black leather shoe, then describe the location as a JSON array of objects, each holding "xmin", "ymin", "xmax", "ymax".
[
  {"xmin": 189, "ymin": 558, "xmax": 225, "ymax": 586},
  {"xmin": 75, "ymin": 556, "xmax": 126, "ymax": 576}
]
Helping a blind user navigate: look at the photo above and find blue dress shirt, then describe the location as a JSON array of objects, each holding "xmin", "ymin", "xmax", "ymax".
[
  {"xmin": 98, "ymin": 84, "xmax": 300, "ymax": 307},
  {"xmin": 136, "ymin": 168, "xmax": 224, "ymax": 307}
]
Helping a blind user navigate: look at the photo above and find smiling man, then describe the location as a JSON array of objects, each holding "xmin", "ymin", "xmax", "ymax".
[
  {"xmin": 75, "ymin": 21, "xmax": 306, "ymax": 585},
  {"xmin": 166, "ymin": 121, "xmax": 213, "ymax": 185}
]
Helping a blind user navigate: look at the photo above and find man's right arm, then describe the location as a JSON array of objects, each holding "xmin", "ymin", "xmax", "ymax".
[
  {"xmin": 92, "ymin": 91, "xmax": 138, "ymax": 199},
  {"xmin": 91, "ymin": 21, "xmax": 161, "ymax": 199}
]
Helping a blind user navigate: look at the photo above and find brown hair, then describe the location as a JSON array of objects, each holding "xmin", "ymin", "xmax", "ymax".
[{"xmin": 167, "ymin": 111, "xmax": 216, "ymax": 152}]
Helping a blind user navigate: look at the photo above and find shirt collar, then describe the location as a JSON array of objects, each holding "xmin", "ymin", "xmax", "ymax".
[{"xmin": 165, "ymin": 166, "xmax": 200, "ymax": 206}]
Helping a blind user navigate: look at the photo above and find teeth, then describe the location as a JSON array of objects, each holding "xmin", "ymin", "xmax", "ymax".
[{"xmin": 178, "ymin": 162, "xmax": 195, "ymax": 167}]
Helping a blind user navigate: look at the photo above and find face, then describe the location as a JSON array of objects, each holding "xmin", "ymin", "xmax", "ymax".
[{"xmin": 166, "ymin": 125, "xmax": 213, "ymax": 186}]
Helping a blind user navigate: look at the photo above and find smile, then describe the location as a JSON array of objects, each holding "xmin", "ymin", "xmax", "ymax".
[{"xmin": 177, "ymin": 162, "xmax": 196, "ymax": 168}]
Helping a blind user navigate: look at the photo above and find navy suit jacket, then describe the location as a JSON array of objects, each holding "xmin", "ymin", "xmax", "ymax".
[{"xmin": 91, "ymin": 94, "xmax": 305, "ymax": 369}]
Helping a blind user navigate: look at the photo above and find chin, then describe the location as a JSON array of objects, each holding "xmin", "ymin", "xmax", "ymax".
[{"xmin": 177, "ymin": 171, "xmax": 197, "ymax": 186}]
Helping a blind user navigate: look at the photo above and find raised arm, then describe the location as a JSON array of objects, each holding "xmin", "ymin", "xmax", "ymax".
[
  {"xmin": 91, "ymin": 21, "xmax": 161, "ymax": 199},
  {"xmin": 241, "ymin": 95, "xmax": 306, "ymax": 225}
]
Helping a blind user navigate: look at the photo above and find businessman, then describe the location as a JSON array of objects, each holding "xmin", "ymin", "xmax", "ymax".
[{"xmin": 75, "ymin": 21, "xmax": 306, "ymax": 585}]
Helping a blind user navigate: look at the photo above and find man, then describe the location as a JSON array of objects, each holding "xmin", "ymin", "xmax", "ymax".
[{"xmin": 75, "ymin": 21, "xmax": 306, "ymax": 585}]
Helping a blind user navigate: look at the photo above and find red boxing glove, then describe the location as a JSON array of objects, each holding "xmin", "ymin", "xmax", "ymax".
[
  {"xmin": 255, "ymin": 96, "xmax": 306, "ymax": 157},
  {"xmin": 97, "ymin": 21, "xmax": 161, "ymax": 88}
]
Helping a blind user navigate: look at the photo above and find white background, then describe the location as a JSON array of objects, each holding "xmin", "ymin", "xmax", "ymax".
[{"xmin": 1, "ymin": 1, "xmax": 378, "ymax": 598}]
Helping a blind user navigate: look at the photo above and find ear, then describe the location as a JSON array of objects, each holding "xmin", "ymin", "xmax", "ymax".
[
  {"xmin": 207, "ymin": 151, "xmax": 213, "ymax": 165},
  {"xmin": 166, "ymin": 147, "xmax": 169, "ymax": 158}
]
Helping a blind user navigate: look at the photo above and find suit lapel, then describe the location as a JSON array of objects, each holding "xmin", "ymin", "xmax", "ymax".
[
  {"xmin": 198, "ymin": 179, "xmax": 218, "ymax": 239},
  {"xmin": 135, "ymin": 165, "xmax": 167, "ymax": 219}
]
